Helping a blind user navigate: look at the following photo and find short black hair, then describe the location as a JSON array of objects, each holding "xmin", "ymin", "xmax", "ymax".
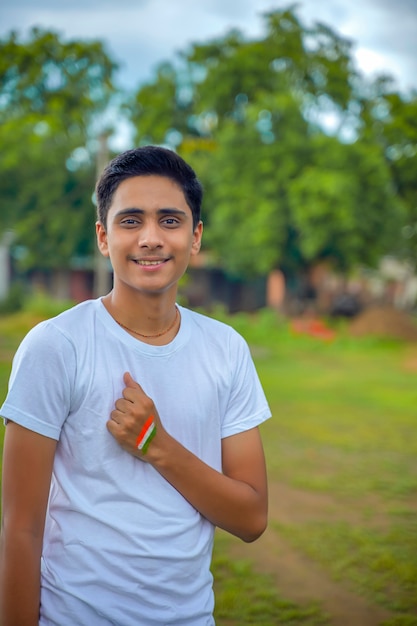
[{"xmin": 95, "ymin": 145, "xmax": 203, "ymax": 229}]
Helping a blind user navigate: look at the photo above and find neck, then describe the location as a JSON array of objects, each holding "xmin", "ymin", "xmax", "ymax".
[
  {"xmin": 101, "ymin": 291, "xmax": 180, "ymax": 344},
  {"xmin": 117, "ymin": 306, "xmax": 179, "ymax": 339}
]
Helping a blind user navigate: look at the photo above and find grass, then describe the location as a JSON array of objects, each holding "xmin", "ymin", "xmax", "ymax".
[
  {"xmin": 1, "ymin": 302, "xmax": 417, "ymax": 624},
  {"xmin": 213, "ymin": 533, "xmax": 330, "ymax": 625},
  {"xmin": 237, "ymin": 310, "xmax": 417, "ymax": 623},
  {"xmin": 276, "ymin": 518, "xmax": 417, "ymax": 615}
]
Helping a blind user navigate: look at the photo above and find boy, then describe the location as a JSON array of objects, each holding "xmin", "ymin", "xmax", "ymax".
[{"xmin": 0, "ymin": 146, "xmax": 271, "ymax": 625}]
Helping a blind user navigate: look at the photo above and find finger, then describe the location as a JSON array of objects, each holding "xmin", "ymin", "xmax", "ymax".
[
  {"xmin": 109, "ymin": 409, "xmax": 122, "ymax": 424},
  {"xmin": 122, "ymin": 390, "xmax": 155, "ymax": 418},
  {"xmin": 107, "ymin": 416, "xmax": 122, "ymax": 436},
  {"xmin": 114, "ymin": 398, "xmax": 130, "ymax": 412},
  {"xmin": 123, "ymin": 372, "xmax": 143, "ymax": 390}
]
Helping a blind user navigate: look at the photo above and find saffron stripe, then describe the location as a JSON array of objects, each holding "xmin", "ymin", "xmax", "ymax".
[
  {"xmin": 137, "ymin": 422, "xmax": 156, "ymax": 450},
  {"xmin": 135, "ymin": 415, "xmax": 154, "ymax": 448}
]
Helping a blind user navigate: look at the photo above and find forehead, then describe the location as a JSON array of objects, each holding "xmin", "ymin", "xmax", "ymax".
[{"xmin": 110, "ymin": 175, "xmax": 189, "ymax": 213}]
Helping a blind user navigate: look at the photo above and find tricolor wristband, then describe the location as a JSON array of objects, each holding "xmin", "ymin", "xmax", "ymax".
[{"xmin": 136, "ymin": 415, "xmax": 157, "ymax": 454}]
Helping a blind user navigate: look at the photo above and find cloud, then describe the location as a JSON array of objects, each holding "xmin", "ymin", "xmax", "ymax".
[
  {"xmin": 1, "ymin": 0, "xmax": 149, "ymax": 8},
  {"xmin": 296, "ymin": 0, "xmax": 417, "ymax": 91},
  {"xmin": 1, "ymin": 0, "xmax": 416, "ymax": 92}
]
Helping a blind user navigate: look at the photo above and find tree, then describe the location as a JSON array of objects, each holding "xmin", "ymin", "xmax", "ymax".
[
  {"xmin": 356, "ymin": 78, "xmax": 417, "ymax": 262},
  {"xmin": 130, "ymin": 5, "xmax": 409, "ymax": 280},
  {"xmin": 287, "ymin": 135, "xmax": 403, "ymax": 270},
  {"xmin": 0, "ymin": 28, "xmax": 118, "ymax": 270}
]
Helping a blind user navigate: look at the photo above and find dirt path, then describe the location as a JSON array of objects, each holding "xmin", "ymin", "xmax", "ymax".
[{"xmin": 219, "ymin": 482, "xmax": 393, "ymax": 626}]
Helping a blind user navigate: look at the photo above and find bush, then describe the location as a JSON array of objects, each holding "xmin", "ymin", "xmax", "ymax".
[{"xmin": 0, "ymin": 282, "xmax": 26, "ymax": 315}]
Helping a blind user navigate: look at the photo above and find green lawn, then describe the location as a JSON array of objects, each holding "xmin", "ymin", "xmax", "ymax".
[{"xmin": 1, "ymin": 305, "xmax": 417, "ymax": 625}]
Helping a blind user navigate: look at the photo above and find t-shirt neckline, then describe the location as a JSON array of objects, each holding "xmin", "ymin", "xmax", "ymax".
[{"xmin": 96, "ymin": 298, "xmax": 190, "ymax": 356}]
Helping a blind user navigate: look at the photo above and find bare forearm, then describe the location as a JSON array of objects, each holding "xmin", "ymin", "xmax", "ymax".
[
  {"xmin": 148, "ymin": 434, "xmax": 267, "ymax": 542},
  {"xmin": 0, "ymin": 532, "xmax": 42, "ymax": 626}
]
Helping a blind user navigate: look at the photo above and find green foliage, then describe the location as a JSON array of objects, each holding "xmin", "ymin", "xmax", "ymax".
[
  {"xmin": 132, "ymin": 62, "xmax": 194, "ymax": 145},
  {"xmin": 0, "ymin": 282, "xmax": 26, "ymax": 314},
  {"xmin": 0, "ymin": 28, "xmax": 118, "ymax": 270},
  {"xmin": 288, "ymin": 134, "xmax": 404, "ymax": 269},
  {"xmin": 201, "ymin": 91, "xmax": 309, "ymax": 276},
  {"xmin": 1, "ymin": 4, "xmax": 416, "ymax": 283},
  {"xmin": 366, "ymin": 91, "xmax": 417, "ymax": 262},
  {"xmin": 131, "ymin": 4, "xmax": 414, "ymax": 278},
  {"xmin": 22, "ymin": 292, "xmax": 75, "ymax": 318},
  {"xmin": 0, "ymin": 297, "xmax": 73, "ymax": 344},
  {"xmin": 0, "ymin": 28, "xmax": 116, "ymax": 126}
]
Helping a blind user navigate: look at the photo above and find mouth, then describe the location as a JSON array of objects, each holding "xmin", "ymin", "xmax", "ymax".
[{"xmin": 131, "ymin": 257, "xmax": 169, "ymax": 267}]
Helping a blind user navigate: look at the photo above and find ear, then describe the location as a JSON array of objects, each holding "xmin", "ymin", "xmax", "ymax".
[
  {"xmin": 96, "ymin": 221, "xmax": 109, "ymax": 257},
  {"xmin": 191, "ymin": 221, "xmax": 203, "ymax": 256}
]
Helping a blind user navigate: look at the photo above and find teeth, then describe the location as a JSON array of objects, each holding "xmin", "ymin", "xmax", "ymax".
[{"xmin": 137, "ymin": 260, "xmax": 163, "ymax": 266}]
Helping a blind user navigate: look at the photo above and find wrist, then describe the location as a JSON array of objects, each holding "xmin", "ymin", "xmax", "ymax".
[{"xmin": 143, "ymin": 427, "xmax": 176, "ymax": 468}]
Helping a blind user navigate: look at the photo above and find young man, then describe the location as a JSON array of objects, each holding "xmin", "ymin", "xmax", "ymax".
[{"xmin": 0, "ymin": 146, "xmax": 271, "ymax": 625}]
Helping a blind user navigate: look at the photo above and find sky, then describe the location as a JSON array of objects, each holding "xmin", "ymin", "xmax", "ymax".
[{"xmin": 1, "ymin": 0, "xmax": 417, "ymax": 95}]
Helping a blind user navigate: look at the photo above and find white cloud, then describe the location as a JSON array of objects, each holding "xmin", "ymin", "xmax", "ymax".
[{"xmin": 1, "ymin": 0, "xmax": 416, "ymax": 91}]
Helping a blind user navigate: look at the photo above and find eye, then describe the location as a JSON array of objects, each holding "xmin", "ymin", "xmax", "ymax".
[
  {"xmin": 120, "ymin": 217, "xmax": 140, "ymax": 226},
  {"xmin": 161, "ymin": 217, "xmax": 180, "ymax": 227}
]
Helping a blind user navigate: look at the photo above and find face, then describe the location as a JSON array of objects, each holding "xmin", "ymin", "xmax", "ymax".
[{"xmin": 96, "ymin": 175, "xmax": 203, "ymax": 298}]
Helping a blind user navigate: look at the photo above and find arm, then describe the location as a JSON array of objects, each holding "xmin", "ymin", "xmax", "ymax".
[
  {"xmin": 107, "ymin": 373, "xmax": 268, "ymax": 542},
  {"xmin": 0, "ymin": 422, "xmax": 57, "ymax": 626},
  {"xmin": 152, "ymin": 424, "xmax": 268, "ymax": 542}
]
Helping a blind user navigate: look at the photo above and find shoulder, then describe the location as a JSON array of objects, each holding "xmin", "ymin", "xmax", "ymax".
[
  {"xmin": 15, "ymin": 299, "xmax": 99, "ymax": 358},
  {"xmin": 182, "ymin": 307, "xmax": 245, "ymax": 340},
  {"xmin": 30, "ymin": 299, "xmax": 98, "ymax": 338},
  {"xmin": 181, "ymin": 307, "xmax": 242, "ymax": 338},
  {"xmin": 180, "ymin": 306, "xmax": 251, "ymax": 359},
  {"xmin": 46, "ymin": 298, "xmax": 99, "ymax": 332}
]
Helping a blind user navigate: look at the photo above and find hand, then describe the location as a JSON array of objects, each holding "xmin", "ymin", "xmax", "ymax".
[{"xmin": 107, "ymin": 372, "xmax": 162, "ymax": 460}]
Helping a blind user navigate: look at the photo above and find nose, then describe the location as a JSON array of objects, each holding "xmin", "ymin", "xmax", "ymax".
[{"xmin": 138, "ymin": 219, "xmax": 163, "ymax": 249}]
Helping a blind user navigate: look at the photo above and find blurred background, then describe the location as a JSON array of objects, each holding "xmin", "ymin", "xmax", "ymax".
[{"xmin": 0, "ymin": 0, "xmax": 416, "ymax": 324}]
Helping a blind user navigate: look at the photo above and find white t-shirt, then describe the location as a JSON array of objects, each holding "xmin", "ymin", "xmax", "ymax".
[{"xmin": 1, "ymin": 299, "xmax": 271, "ymax": 626}]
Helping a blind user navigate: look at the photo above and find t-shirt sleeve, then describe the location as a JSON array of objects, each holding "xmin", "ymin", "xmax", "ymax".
[
  {"xmin": 0, "ymin": 321, "xmax": 76, "ymax": 440},
  {"xmin": 221, "ymin": 331, "xmax": 271, "ymax": 439}
]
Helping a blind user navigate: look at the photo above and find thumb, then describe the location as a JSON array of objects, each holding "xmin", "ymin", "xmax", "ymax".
[{"xmin": 123, "ymin": 371, "xmax": 141, "ymax": 388}]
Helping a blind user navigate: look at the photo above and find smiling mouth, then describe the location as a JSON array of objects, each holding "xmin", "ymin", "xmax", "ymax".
[{"xmin": 132, "ymin": 259, "xmax": 168, "ymax": 266}]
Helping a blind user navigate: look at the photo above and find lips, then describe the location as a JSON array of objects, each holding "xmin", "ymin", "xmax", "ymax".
[{"xmin": 131, "ymin": 257, "xmax": 169, "ymax": 266}]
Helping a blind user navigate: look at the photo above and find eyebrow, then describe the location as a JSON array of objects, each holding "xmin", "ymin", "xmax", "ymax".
[{"xmin": 114, "ymin": 208, "xmax": 188, "ymax": 219}]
